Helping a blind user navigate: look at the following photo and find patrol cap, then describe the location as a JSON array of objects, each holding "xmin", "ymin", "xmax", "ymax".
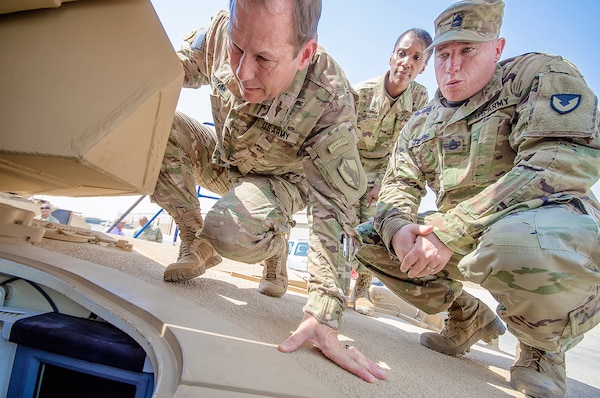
[{"xmin": 427, "ymin": 0, "xmax": 504, "ymax": 51}]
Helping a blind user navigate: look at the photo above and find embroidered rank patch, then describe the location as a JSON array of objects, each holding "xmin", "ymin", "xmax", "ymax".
[
  {"xmin": 550, "ymin": 94, "xmax": 581, "ymax": 114},
  {"xmin": 451, "ymin": 12, "xmax": 464, "ymax": 28},
  {"xmin": 442, "ymin": 137, "xmax": 465, "ymax": 153}
]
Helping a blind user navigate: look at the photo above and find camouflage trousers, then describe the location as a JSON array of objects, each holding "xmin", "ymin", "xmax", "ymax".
[
  {"xmin": 356, "ymin": 203, "xmax": 600, "ymax": 353},
  {"xmin": 152, "ymin": 111, "xmax": 306, "ymax": 263},
  {"xmin": 352, "ymin": 181, "xmax": 376, "ymax": 274}
]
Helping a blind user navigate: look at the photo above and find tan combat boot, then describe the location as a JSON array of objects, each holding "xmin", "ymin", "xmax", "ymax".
[
  {"xmin": 350, "ymin": 272, "xmax": 375, "ymax": 316},
  {"xmin": 510, "ymin": 342, "xmax": 566, "ymax": 398},
  {"xmin": 419, "ymin": 291, "xmax": 506, "ymax": 355},
  {"xmin": 257, "ymin": 247, "xmax": 288, "ymax": 298},
  {"xmin": 163, "ymin": 209, "xmax": 222, "ymax": 282}
]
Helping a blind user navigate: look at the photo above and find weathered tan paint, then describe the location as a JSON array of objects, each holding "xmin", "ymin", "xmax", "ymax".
[{"xmin": 0, "ymin": 0, "xmax": 183, "ymax": 196}]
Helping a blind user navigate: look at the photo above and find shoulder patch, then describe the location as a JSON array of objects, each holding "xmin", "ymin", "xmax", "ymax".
[
  {"xmin": 527, "ymin": 72, "xmax": 595, "ymax": 136},
  {"xmin": 328, "ymin": 137, "xmax": 348, "ymax": 154},
  {"xmin": 338, "ymin": 158, "xmax": 360, "ymax": 189},
  {"xmin": 190, "ymin": 27, "xmax": 207, "ymax": 50},
  {"xmin": 550, "ymin": 94, "xmax": 581, "ymax": 114}
]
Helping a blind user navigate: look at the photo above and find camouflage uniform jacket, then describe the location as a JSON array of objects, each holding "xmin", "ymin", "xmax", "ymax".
[
  {"xmin": 354, "ymin": 74, "xmax": 428, "ymax": 187},
  {"xmin": 177, "ymin": 11, "xmax": 366, "ymax": 328},
  {"xmin": 375, "ymin": 52, "xmax": 600, "ymax": 255},
  {"xmin": 134, "ymin": 225, "xmax": 163, "ymax": 243}
]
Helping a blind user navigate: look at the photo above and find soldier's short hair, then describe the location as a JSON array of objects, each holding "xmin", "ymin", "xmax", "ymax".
[
  {"xmin": 229, "ymin": 0, "xmax": 322, "ymax": 56},
  {"xmin": 394, "ymin": 28, "xmax": 434, "ymax": 63}
]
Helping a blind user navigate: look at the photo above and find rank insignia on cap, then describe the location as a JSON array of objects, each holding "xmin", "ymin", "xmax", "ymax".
[
  {"xmin": 550, "ymin": 94, "xmax": 581, "ymax": 114},
  {"xmin": 451, "ymin": 12, "xmax": 464, "ymax": 28}
]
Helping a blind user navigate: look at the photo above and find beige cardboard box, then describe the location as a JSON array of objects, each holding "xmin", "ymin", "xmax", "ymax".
[
  {"xmin": 0, "ymin": 0, "xmax": 78, "ymax": 15},
  {"xmin": 0, "ymin": 0, "xmax": 183, "ymax": 196}
]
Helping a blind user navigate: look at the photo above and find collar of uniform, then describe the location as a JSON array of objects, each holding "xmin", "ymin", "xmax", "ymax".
[
  {"xmin": 393, "ymin": 81, "xmax": 416, "ymax": 110},
  {"xmin": 262, "ymin": 65, "xmax": 310, "ymax": 125},
  {"xmin": 473, "ymin": 64, "xmax": 503, "ymax": 108},
  {"xmin": 373, "ymin": 73, "xmax": 388, "ymax": 100},
  {"xmin": 213, "ymin": 62, "xmax": 241, "ymax": 100},
  {"xmin": 359, "ymin": 73, "xmax": 391, "ymax": 116},
  {"xmin": 376, "ymin": 72, "xmax": 414, "ymax": 111}
]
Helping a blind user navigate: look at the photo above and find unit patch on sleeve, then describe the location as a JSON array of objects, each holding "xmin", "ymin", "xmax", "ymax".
[{"xmin": 550, "ymin": 94, "xmax": 581, "ymax": 114}]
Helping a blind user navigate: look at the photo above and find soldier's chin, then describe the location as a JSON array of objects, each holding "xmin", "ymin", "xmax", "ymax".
[{"xmin": 240, "ymin": 87, "xmax": 266, "ymax": 103}]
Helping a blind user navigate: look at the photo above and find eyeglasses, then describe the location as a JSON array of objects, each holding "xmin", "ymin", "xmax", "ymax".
[{"xmin": 40, "ymin": 206, "xmax": 51, "ymax": 210}]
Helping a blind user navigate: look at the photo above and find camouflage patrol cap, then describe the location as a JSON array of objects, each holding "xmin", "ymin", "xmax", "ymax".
[{"xmin": 427, "ymin": 0, "xmax": 504, "ymax": 51}]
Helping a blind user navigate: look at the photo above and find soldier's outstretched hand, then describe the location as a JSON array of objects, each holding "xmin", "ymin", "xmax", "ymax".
[{"xmin": 278, "ymin": 312, "xmax": 388, "ymax": 383}]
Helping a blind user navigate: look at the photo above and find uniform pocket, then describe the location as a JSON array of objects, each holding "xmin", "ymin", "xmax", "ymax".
[
  {"xmin": 536, "ymin": 205, "xmax": 599, "ymax": 261},
  {"xmin": 561, "ymin": 289, "xmax": 600, "ymax": 350}
]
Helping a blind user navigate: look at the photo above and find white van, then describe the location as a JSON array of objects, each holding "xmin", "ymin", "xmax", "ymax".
[{"xmin": 287, "ymin": 240, "xmax": 308, "ymax": 272}]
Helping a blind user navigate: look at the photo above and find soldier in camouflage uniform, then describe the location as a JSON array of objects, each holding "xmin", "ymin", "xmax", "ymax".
[
  {"xmin": 153, "ymin": 0, "xmax": 366, "ymax": 292},
  {"xmin": 355, "ymin": 0, "xmax": 600, "ymax": 396},
  {"xmin": 151, "ymin": 0, "xmax": 388, "ymax": 382},
  {"xmin": 350, "ymin": 28, "xmax": 432, "ymax": 317},
  {"xmin": 134, "ymin": 216, "xmax": 163, "ymax": 243}
]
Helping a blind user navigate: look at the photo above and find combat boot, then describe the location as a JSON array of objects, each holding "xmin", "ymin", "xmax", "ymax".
[
  {"xmin": 257, "ymin": 248, "xmax": 288, "ymax": 298},
  {"xmin": 510, "ymin": 342, "xmax": 566, "ymax": 398},
  {"xmin": 163, "ymin": 209, "xmax": 222, "ymax": 282},
  {"xmin": 350, "ymin": 272, "xmax": 375, "ymax": 316},
  {"xmin": 419, "ymin": 291, "xmax": 506, "ymax": 355}
]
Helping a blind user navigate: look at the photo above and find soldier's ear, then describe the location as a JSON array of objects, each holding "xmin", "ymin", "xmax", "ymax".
[
  {"xmin": 297, "ymin": 38, "xmax": 317, "ymax": 71},
  {"xmin": 493, "ymin": 38, "xmax": 505, "ymax": 62}
]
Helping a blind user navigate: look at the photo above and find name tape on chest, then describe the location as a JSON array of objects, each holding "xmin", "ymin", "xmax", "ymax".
[{"xmin": 257, "ymin": 120, "xmax": 294, "ymax": 142}]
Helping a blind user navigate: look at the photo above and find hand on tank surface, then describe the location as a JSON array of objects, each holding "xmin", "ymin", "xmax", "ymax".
[{"xmin": 278, "ymin": 312, "xmax": 388, "ymax": 382}]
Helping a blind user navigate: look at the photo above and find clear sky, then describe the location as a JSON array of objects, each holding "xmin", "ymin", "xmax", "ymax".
[{"xmin": 43, "ymin": 0, "xmax": 600, "ymax": 220}]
